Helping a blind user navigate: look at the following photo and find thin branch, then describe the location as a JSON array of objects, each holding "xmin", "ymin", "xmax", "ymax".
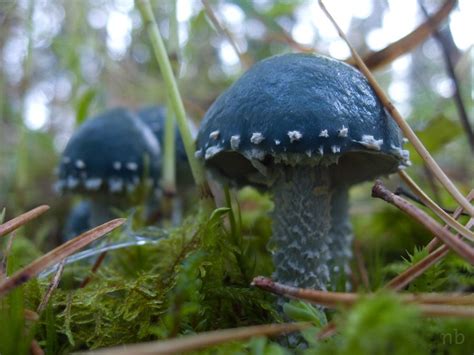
[
  {"xmin": 253, "ymin": 277, "xmax": 474, "ymax": 307},
  {"xmin": 0, "ymin": 232, "xmax": 15, "ymax": 280},
  {"xmin": 316, "ymin": 321, "xmax": 337, "ymax": 340},
  {"xmin": 387, "ymin": 218, "xmax": 473, "ymax": 291},
  {"xmin": 201, "ymin": 0, "xmax": 250, "ymax": 68},
  {"xmin": 426, "ymin": 190, "xmax": 474, "ymax": 251},
  {"xmin": 0, "ymin": 205, "xmax": 49, "ymax": 237},
  {"xmin": 0, "ymin": 218, "xmax": 125, "ymax": 297},
  {"xmin": 395, "ymin": 186, "xmax": 467, "ymax": 216},
  {"xmin": 345, "ymin": 0, "xmax": 457, "ymax": 70},
  {"xmin": 36, "ymin": 259, "xmax": 66, "ymax": 315},
  {"xmin": 372, "ymin": 180, "xmax": 474, "ymax": 265},
  {"xmin": 30, "ymin": 340, "xmax": 44, "ymax": 355},
  {"xmin": 419, "ymin": 1, "xmax": 474, "ymax": 152},
  {"xmin": 252, "ymin": 277, "xmax": 474, "ymax": 318},
  {"xmin": 398, "ymin": 171, "xmax": 474, "ymax": 241},
  {"xmin": 353, "ymin": 239, "xmax": 370, "ymax": 290},
  {"xmin": 319, "ymin": 0, "xmax": 474, "ymax": 218},
  {"xmin": 85, "ymin": 322, "xmax": 311, "ymax": 355},
  {"xmin": 79, "ymin": 251, "xmax": 107, "ymax": 288}
]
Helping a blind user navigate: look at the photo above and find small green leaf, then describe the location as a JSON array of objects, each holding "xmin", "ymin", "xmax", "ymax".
[
  {"xmin": 409, "ymin": 115, "xmax": 462, "ymax": 164},
  {"xmin": 283, "ymin": 300, "xmax": 327, "ymax": 326},
  {"xmin": 75, "ymin": 88, "xmax": 97, "ymax": 126}
]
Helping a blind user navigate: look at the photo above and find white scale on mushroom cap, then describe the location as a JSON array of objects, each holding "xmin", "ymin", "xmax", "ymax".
[
  {"xmin": 287, "ymin": 130, "xmax": 302, "ymax": 142},
  {"xmin": 250, "ymin": 132, "xmax": 265, "ymax": 144},
  {"xmin": 230, "ymin": 135, "xmax": 241, "ymax": 150},
  {"xmin": 357, "ymin": 134, "xmax": 384, "ymax": 151}
]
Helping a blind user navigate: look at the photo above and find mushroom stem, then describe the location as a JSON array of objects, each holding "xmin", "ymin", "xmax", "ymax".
[
  {"xmin": 328, "ymin": 186, "xmax": 352, "ymax": 290},
  {"xmin": 89, "ymin": 198, "xmax": 118, "ymax": 228},
  {"xmin": 271, "ymin": 166, "xmax": 332, "ymax": 291}
]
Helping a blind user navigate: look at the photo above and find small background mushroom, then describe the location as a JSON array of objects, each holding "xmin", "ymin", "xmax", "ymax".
[{"xmin": 56, "ymin": 107, "xmax": 162, "ymax": 228}]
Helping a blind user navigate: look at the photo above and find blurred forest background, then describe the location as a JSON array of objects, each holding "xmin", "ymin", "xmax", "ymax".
[{"xmin": 0, "ymin": 0, "xmax": 472, "ymax": 250}]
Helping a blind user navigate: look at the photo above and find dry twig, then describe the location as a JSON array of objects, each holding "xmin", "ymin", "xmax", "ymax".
[
  {"xmin": 345, "ymin": 0, "xmax": 456, "ymax": 70},
  {"xmin": 387, "ymin": 218, "xmax": 474, "ymax": 290},
  {"xmin": 319, "ymin": 0, "xmax": 474, "ymax": 218},
  {"xmin": 398, "ymin": 171, "xmax": 474, "ymax": 242},
  {"xmin": 0, "ymin": 218, "xmax": 125, "ymax": 297},
  {"xmin": 252, "ymin": 277, "xmax": 474, "ymax": 318},
  {"xmin": 79, "ymin": 251, "xmax": 108, "ymax": 288},
  {"xmin": 372, "ymin": 181, "xmax": 474, "ymax": 265},
  {"xmin": 0, "ymin": 205, "xmax": 49, "ymax": 237},
  {"xmin": 85, "ymin": 322, "xmax": 311, "ymax": 354},
  {"xmin": 36, "ymin": 259, "xmax": 66, "ymax": 315}
]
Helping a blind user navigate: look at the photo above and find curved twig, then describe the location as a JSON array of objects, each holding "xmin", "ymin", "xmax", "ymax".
[{"xmin": 345, "ymin": 0, "xmax": 457, "ymax": 70}]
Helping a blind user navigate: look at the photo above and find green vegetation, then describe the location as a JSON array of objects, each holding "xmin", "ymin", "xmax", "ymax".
[{"xmin": 1, "ymin": 1, "xmax": 473, "ymax": 354}]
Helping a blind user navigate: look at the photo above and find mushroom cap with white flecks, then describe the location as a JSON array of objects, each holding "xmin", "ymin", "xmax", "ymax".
[
  {"xmin": 196, "ymin": 53, "xmax": 409, "ymax": 187},
  {"xmin": 56, "ymin": 107, "xmax": 161, "ymax": 194}
]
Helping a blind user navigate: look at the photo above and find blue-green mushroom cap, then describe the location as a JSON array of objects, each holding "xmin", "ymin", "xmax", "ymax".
[
  {"xmin": 57, "ymin": 108, "xmax": 161, "ymax": 194},
  {"xmin": 196, "ymin": 53, "xmax": 409, "ymax": 187},
  {"xmin": 137, "ymin": 105, "xmax": 191, "ymax": 163}
]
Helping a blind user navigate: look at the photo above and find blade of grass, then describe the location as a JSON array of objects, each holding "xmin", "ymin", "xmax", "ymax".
[
  {"xmin": 398, "ymin": 171, "xmax": 474, "ymax": 241},
  {"xmin": 161, "ymin": 0, "xmax": 177, "ymax": 202},
  {"xmin": 319, "ymin": 0, "xmax": 474, "ymax": 218},
  {"xmin": 372, "ymin": 181, "xmax": 474, "ymax": 265},
  {"xmin": 0, "ymin": 218, "xmax": 125, "ymax": 297},
  {"xmin": 135, "ymin": 0, "xmax": 215, "ymax": 213},
  {"xmin": 85, "ymin": 322, "xmax": 311, "ymax": 355},
  {"xmin": 0, "ymin": 205, "xmax": 50, "ymax": 237}
]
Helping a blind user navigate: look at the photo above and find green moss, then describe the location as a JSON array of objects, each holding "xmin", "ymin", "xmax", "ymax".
[{"xmin": 2, "ymin": 188, "xmax": 472, "ymax": 354}]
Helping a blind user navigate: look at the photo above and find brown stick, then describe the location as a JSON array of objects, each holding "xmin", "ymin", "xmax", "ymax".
[
  {"xmin": 345, "ymin": 0, "xmax": 457, "ymax": 70},
  {"xmin": 398, "ymin": 171, "xmax": 474, "ymax": 242},
  {"xmin": 85, "ymin": 322, "xmax": 311, "ymax": 355},
  {"xmin": 0, "ymin": 205, "xmax": 50, "ymax": 237},
  {"xmin": 252, "ymin": 276, "xmax": 474, "ymax": 307},
  {"xmin": 36, "ymin": 259, "xmax": 66, "ymax": 315},
  {"xmin": 0, "ymin": 218, "xmax": 125, "ymax": 297},
  {"xmin": 316, "ymin": 321, "xmax": 337, "ymax": 340},
  {"xmin": 426, "ymin": 190, "xmax": 473, "ymax": 252},
  {"xmin": 30, "ymin": 340, "xmax": 45, "ymax": 355},
  {"xmin": 387, "ymin": 217, "xmax": 474, "ymax": 291},
  {"xmin": 319, "ymin": 0, "xmax": 474, "ymax": 218},
  {"xmin": 79, "ymin": 251, "xmax": 108, "ymax": 288},
  {"xmin": 372, "ymin": 181, "xmax": 474, "ymax": 265},
  {"xmin": 354, "ymin": 239, "xmax": 370, "ymax": 290},
  {"xmin": 418, "ymin": 1, "xmax": 474, "ymax": 152}
]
